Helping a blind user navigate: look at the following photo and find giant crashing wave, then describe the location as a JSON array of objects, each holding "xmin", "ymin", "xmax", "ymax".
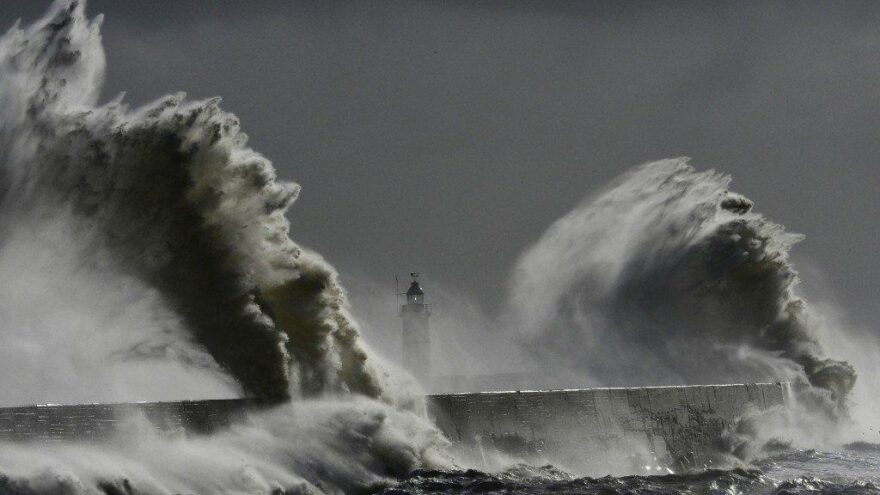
[
  {"xmin": 507, "ymin": 159, "xmax": 856, "ymax": 417},
  {"xmin": 0, "ymin": 0, "xmax": 396, "ymax": 405},
  {"xmin": 0, "ymin": 2, "xmax": 449, "ymax": 492}
]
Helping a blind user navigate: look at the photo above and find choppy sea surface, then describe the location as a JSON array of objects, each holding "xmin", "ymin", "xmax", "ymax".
[{"xmin": 382, "ymin": 443, "xmax": 880, "ymax": 494}]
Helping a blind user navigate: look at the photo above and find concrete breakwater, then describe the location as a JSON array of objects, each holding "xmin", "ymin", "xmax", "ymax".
[
  {"xmin": 0, "ymin": 399, "xmax": 257, "ymax": 442},
  {"xmin": 0, "ymin": 383, "xmax": 786, "ymax": 471},
  {"xmin": 427, "ymin": 383, "xmax": 787, "ymax": 472}
]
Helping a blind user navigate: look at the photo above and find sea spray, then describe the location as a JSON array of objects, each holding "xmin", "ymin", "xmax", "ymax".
[
  {"xmin": 0, "ymin": 0, "xmax": 395, "ymax": 404},
  {"xmin": 507, "ymin": 159, "xmax": 856, "ymax": 416},
  {"xmin": 0, "ymin": 1, "xmax": 448, "ymax": 492},
  {"xmin": 0, "ymin": 399, "xmax": 448, "ymax": 494}
]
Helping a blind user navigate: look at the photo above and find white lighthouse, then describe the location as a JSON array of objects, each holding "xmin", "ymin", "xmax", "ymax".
[{"xmin": 400, "ymin": 273, "xmax": 431, "ymax": 383}]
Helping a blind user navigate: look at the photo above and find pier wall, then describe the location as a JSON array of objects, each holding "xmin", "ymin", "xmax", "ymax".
[
  {"xmin": 426, "ymin": 383, "xmax": 787, "ymax": 473},
  {"xmin": 0, "ymin": 399, "xmax": 254, "ymax": 442},
  {"xmin": 0, "ymin": 383, "xmax": 786, "ymax": 472}
]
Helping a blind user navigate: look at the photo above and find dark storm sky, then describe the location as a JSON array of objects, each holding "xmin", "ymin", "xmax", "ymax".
[{"xmin": 4, "ymin": 1, "xmax": 879, "ymax": 329}]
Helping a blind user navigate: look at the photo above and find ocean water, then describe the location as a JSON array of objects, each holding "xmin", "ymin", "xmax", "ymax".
[
  {"xmin": 385, "ymin": 444, "xmax": 880, "ymax": 495},
  {"xmin": 0, "ymin": 444, "xmax": 875, "ymax": 494}
]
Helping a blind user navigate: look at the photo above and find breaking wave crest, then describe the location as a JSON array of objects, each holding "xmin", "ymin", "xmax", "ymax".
[
  {"xmin": 0, "ymin": 0, "xmax": 393, "ymax": 404},
  {"xmin": 507, "ymin": 159, "xmax": 856, "ymax": 416},
  {"xmin": 0, "ymin": 2, "xmax": 448, "ymax": 492}
]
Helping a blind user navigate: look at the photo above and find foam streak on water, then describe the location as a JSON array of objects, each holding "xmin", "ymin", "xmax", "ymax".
[{"xmin": 388, "ymin": 444, "xmax": 880, "ymax": 494}]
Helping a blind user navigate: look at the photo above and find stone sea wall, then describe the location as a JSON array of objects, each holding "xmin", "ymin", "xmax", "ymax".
[
  {"xmin": 426, "ymin": 383, "xmax": 787, "ymax": 473},
  {"xmin": 0, "ymin": 399, "xmax": 255, "ymax": 442},
  {"xmin": 0, "ymin": 383, "xmax": 786, "ymax": 472}
]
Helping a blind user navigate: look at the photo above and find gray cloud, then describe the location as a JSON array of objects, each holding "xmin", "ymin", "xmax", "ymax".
[{"xmin": 2, "ymin": 0, "xmax": 878, "ymax": 335}]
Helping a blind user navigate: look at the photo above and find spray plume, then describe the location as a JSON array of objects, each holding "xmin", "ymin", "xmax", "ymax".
[
  {"xmin": 0, "ymin": 0, "xmax": 391, "ymax": 404},
  {"xmin": 507, "ymin": 159, "xmax": 856, "ymax": 415},
  {"xmin": 0, "ymin": 2, "xmax": 452, "ymax": 492}
]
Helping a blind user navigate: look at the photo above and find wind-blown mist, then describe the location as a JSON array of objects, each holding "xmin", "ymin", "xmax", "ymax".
[
  {"xmin": 507, "ymin": 159, "xmax": 856, "ymax": 414},
  {"xmin": 0, "ymin": 398, "xmax": 446, "ymax": 494},
  {"xmin": 0, "ymin": 1, "xmax": 391, "ymax": 404}
]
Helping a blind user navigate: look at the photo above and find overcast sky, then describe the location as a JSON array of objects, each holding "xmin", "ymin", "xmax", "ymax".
[{"xmin": 4, "ymin": 1, "xmax": 879, "ymax": 332}]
